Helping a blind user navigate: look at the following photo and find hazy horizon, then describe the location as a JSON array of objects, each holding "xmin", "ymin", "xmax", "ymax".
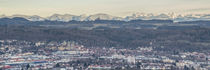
[{"xmin": 0, "ymin": 0, "xmax": 210, "ymax": 17}]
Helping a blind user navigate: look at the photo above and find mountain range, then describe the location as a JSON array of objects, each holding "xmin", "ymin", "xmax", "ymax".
[{"xmin": 1, "ymin": 13, "xmax": 210, "ymax": 22}]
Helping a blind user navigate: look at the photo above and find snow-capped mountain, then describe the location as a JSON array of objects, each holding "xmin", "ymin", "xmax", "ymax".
[
  {"xmin": 125, "ymin": 13, "xmax": 210, "ymax": 22},
  {"xmin": 47, "ymin": 13, "xmax": 123, "ymax": 21},
  {"xmin": 86, "ymin": 13, "xmax": 123, "ymax": 21},
  {"xmin": 1, "ymin": 13, "xmax": 210, "ymax": 22},
  {"xmin": 47, "ymin": 14, "xmax": 77, "ymax": 22},
  {"xmin": 74, "ymin": 14, "xmax": 87, "ymax": 21},
  {"xmin": 174, "ymin": 14, "xmax": 210, "ymax": 22},
  {"xmin": 125, "ymin": 13, "xmax": 176, "ymax": 21},
  {"xmin": 6, "ymin": 14, "xmax": 45, "ymax": 21}
]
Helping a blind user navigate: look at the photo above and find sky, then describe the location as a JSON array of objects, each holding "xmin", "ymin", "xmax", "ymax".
[{"xmin": 0, "ymin": 0, "xmax": 210, "ymax": 17}]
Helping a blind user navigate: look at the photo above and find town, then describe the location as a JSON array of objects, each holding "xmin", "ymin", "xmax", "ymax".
[{"xmin": 0, "ymin": 40, "xmax": 209, "ymax": 70}]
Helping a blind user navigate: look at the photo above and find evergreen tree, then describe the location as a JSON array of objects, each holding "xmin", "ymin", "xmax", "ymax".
[
  {"xmin": 184, "ymin": 65, "xmax": 190, "ymax": 70},
  {"xmin": 55, "ymin": 63, "xmax": 60, "ymax": 67},
  {"xmin": 26, "ymin": 64, "xmax": 30, "ymax": 70}
]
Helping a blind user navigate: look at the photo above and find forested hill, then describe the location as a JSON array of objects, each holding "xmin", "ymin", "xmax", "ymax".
[
  {"xmin": 0, "ymin": 17, "xmax": 210, "ymax": 52},
  {"xmin": 0, "ymin": 24, "xmax": 210, "ymax": 52}
]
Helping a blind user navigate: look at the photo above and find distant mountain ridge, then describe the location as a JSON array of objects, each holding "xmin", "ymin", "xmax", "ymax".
[{"xmin": 1, "ymin": 13, "xmax": 210, "ymax": 22}]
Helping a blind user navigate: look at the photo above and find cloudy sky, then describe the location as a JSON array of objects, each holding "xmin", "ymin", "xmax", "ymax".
[{"xmin": 0, "ymin": 0, "xmax": 210, "ymax": 17}]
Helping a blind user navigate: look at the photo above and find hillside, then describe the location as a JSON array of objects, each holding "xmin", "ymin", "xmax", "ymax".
[{"xmin": 0, "ymin": 24, "xmax": 210, "ymax": 52}]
